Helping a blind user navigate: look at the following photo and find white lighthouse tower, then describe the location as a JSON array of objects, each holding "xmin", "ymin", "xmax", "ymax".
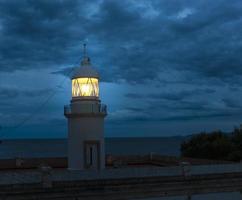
[{"xmin": 64, "ymin": 44, "xmax": 107, "ymax": 170}]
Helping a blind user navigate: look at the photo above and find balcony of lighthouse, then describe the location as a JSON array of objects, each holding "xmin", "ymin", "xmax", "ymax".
[{"xmin": 64, "ymin": 103, "xmax": 107, "ymax": 117}]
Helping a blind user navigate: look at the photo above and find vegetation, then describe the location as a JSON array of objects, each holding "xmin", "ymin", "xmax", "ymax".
[{"xmin": 181, "ymin": 127, "xmax": 242, "ymax": 161}]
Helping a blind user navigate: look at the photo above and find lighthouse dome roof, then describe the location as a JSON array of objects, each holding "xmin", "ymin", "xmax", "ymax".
[{"xmin": 72, "ymin": 57, "xmax": 99, "ymax": 79}]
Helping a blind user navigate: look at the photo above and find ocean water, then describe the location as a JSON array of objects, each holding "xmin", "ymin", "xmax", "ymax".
[{"xmin": 0, "ymin": 137, "xmax": 183, "ymax": 159}]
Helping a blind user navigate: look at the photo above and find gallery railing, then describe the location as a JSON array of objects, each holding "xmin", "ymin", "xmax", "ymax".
[{"xmin": 64, "ymin": 104, "xmax": 107, "ymax": 115}]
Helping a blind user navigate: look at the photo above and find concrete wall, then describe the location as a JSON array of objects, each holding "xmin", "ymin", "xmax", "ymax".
[
  {"xmin": 0, "ymin": 154, "xmax": 232, "ymax": 170},
  {"xmin": 67, "ymin": 100, "xmax": 106, "ymax": 170},
  {"xmin": 0, "ymin": 157, "xmax": 67, "ymax": 170}
]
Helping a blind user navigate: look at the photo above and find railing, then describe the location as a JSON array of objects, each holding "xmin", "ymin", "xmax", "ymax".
[
  {"xmin": 100, "ymin": 104, "xmax": 107, "ymax": 113},
  {"xmin": 64, "ymin": 103, "xmax": 107, "ymax": 115},
  {"xmin": 64, "ymin": 105, "xmax": 71, "ymax": 115}
]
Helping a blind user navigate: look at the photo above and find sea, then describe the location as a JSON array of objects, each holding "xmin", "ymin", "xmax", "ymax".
[
  {"xmin": 0, "ymin": 137, "xmax": 183, "ymax": 159},
  {"xmin": 0, "ymin": 137, "xmax": 241, "ymax": 200}
]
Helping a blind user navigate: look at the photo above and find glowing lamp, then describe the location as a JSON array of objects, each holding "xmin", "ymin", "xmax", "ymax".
[
  {"xmin": 71, "ymin": 56, "xmax": 99, "ymax": 99},
  {"xmin": 72, "ymin": 78, "xmax": 99, "ymax": 97}
]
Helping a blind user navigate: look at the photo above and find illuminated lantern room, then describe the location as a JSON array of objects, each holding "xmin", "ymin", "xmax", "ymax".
[{"xmin": 72, "ymin": 45, "xmax": 99, "ymax": 99}]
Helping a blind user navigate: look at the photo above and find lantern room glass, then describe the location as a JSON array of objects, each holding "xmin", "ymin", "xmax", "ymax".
[{"xmin": 72, "ymin": 78, "xmax": 99, "ymax": 97}]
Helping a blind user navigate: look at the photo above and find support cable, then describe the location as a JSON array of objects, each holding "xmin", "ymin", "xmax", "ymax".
[{"xmin": 0, "ymin": 58, "xmax": 79, "ymax": 138}]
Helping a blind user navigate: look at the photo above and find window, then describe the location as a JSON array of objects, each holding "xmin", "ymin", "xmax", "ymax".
[{"xmin": 72, "ymin": 78, "xmax": 99, "ymax": 97}]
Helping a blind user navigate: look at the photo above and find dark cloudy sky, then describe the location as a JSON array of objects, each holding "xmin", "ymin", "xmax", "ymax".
[{"xmin": 1, "ymin": 0, "xmax": 242, "ymax": 138}]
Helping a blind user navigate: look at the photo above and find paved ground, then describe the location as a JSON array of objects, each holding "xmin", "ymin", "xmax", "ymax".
[{"xmin": 1, "ymin": 163, "xmax": 242, "ymax": 186}]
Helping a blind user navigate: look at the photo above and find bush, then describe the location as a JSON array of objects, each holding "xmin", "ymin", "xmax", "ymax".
[{"xmin": 181, "ymin": 128, "xmax": 242, "ymax": 161}]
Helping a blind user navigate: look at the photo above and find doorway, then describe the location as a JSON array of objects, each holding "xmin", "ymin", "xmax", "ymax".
[{"xmin": 84, "ymin": 141, "xmax": 100, "ymax": 169}]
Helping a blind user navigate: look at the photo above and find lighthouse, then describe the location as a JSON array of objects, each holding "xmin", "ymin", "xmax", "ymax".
[{"xmin": 64, "ymin": 44, "xmax": 107, "ymax": 170}]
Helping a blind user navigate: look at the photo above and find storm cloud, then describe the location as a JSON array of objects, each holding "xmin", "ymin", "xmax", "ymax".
[{"xmin": 0, "ymin": 0, "xmax": 242, "ymax": 82}]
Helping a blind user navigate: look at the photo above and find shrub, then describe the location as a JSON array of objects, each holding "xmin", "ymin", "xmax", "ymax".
[{"xmin": 181, "ymin": 129, "xmax": 242, "ymax": 161}]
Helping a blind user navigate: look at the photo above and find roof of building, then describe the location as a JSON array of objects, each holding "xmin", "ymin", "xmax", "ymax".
[
  {"xmin": 72, "ymin": 62, "xmax": 99, "ymax": 79},
  {"xmin": 72, "ymin": 44, "xmax": 99, "ymax": 79}
]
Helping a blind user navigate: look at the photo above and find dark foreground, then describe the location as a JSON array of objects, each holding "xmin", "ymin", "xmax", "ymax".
[
  {"xmin": 0, "ymin": 155, "xmax": 239, "ymax": 200},
  {"xmin": 1, "ymin": 165, "xmax": 242, "ymax": 200}
]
